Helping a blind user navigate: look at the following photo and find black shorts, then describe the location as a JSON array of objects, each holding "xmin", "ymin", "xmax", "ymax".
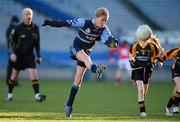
[
  {"xmin": 171, "ymin": 63, "xmax": 180, "ymax": 79},
  {"xmin": 70, "ymin": 44, "xmax": 91, "ymax": 68},
  {"xmin": 13, "ymin": 53, "xmax": 36, "ymax": 70},
  {"xmin": 131, "ymin": 64, "xmax": 153, "ymax": 84}
]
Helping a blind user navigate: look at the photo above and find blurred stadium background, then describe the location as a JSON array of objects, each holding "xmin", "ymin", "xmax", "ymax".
[
  {"xmin": 0, "ymin": 0, "xmax": 180, "ymax": 121},
  {"xmin": 0, "ymin": 0, "xmax": 180, "ymax": 81}
]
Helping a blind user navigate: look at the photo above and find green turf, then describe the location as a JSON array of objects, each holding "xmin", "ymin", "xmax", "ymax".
[{"xmin": 0, "ymin": 80, "xmax": 179, "ymax": 121}]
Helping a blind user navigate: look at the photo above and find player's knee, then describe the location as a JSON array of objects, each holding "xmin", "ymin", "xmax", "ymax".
[
  {"xmin": 10, "ymin": 75, "xmax": 17, "ymax": 81},
  {"xmin": 176, "ymin": 88, "xmax": 180, "ymax": 94},
  {"xmin": 173, "ymin": 77, "xmax": 180, "ymax": 83}
]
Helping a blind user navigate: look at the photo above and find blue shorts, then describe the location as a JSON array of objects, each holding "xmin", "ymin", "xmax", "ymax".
[{"xmin": 70, "ymin": 44, "xmax": 91, "ymax": 68}]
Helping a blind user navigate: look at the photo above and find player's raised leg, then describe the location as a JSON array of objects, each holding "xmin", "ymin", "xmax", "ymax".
[{"xmin": 76, "ymin": 50, "xmax": 107, "ymax": 79}]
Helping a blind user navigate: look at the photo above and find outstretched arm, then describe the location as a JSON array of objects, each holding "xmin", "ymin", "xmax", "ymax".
[
  {"xmin": 160, "ymin": 48, "xmax": 180, "ymax": 61},
  {"xmin": 42, "ymin": 18, "xmax": 85, "ymax": 28}
]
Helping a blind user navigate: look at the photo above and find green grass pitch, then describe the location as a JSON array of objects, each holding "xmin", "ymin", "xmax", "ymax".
[{"xmin": 0, "ymin": 80, "xmax": 179, "ymax": 121}]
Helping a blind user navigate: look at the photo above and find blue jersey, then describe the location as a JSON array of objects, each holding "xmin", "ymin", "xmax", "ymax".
[
  {"xmin": 47, "ymin": 18, "xmax": 118, "ymax": 60},
  {"xmin": 67, "ymin": 18, "xmax": 114, "ymax": 49}
]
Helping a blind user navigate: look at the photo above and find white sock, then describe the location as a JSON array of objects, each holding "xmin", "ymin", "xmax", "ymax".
[
  {"xmin": 35, "ymin": 93, "xmax": 40, "ymax": 99},
  {"xmin": 8, "ymin": 93, "xmax": 13, "ymax": 98}
]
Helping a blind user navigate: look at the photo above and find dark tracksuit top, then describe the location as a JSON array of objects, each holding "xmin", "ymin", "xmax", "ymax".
[
  {"xmin": 9, "ymin": 22, "xmax": 40, "ymax": 70},
  {"xmin": 9, "ymin": 22, "xmax": 41, "ymax": 59}
]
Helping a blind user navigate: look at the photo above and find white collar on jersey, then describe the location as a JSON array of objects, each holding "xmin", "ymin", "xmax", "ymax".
[{"xmin": 92, "ymin": 18, "xmax": 99, "ymax": 29}]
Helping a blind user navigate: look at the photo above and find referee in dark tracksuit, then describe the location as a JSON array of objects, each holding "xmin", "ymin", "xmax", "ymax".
[{"xmin": 7, "ymin": 8, "xmax": 46, "ymax": 102}]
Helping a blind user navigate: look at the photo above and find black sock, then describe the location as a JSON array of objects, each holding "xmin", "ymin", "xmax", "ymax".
[
  {"xmin": 174, "ymin": 97, "xmax": 180, "ymax": 107},
  {"xmin": 8, "ymin": 79, "xmax": 15, "ymax": 93},
  {"xmin": 167, "ymin": 96, "xmax": 175, "ymax": 108},
  {"xmin": 90, "ymin": 64, "xmax": 98, "ymax": 73},
  {"xmin": 67, "ymin": 84, "xmax": 79, "ymax": 107},
  {"xmin": 138, "ymin": 101, "xmax": 145, "ymax": 112},
  {"xmin": 174, "ymin": 102, "xmax": 179, "ymax": 107},
  {"xmin": 174, "ymin": 91, "xmax": 180, "ymax": 107},
  {"xmin": 32, "ymin": 79, "xmax": 40, "ymax": 94}
]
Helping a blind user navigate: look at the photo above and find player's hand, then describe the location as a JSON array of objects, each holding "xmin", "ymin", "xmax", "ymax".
[
  {"xmin": 109, "ymin": 40, "xmax": 118, "ymax": 48},
  {"xmin": 36, "ymin": 57, "xmax": 42, "ymax": 64},
  {"xmin": 10, "ymin": 53, "xmax": 17, "ymax": 62},
  {"xmin": 42, "ymin": 19, "xmax": 51, "ymax": 26},
  {"xmin": 161, "ymin": 48, "xmax": 165, "ymax": 52},
  {"xmin": 158, "ymin": 62, "xmax": 163, "ymax": 68},
  {"xmin": 154, "ymin": 59, "xmax": 158, "ymax": 64},
  {"xmin": 129, "ymin": 55, "xmax": 135, "ymax": 62}
]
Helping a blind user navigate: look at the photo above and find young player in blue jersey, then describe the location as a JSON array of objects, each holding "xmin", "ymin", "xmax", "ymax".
[{"xmin": 42, "ymin": 7, "xmax": 118, "ymax": 118}]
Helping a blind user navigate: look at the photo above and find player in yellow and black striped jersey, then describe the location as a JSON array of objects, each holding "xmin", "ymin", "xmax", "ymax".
[
  {"xmin": 160, "ymin": 47, "xmax": 180, "ymax": 115},
  {"xmin": 130, "ymin": 39, "xmax": 160, "ymax": 67},
  {"xmin": 129, "ymin": 25, "xmax": 162, "ymax": 116},
  {"xmin": 148, "ymin": 36, "xmax": 164, "ymax": 53}
]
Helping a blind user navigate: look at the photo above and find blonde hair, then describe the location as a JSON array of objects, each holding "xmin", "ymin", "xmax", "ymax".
[{"xmin": 95, "ymin": 7, "xmax": 109, "ymax": 19}]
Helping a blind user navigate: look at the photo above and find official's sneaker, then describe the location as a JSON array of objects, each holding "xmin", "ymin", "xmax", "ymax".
[
  {"xmin": 35, "ymin": 94, "xmax": 46, "ymax": 102},
  {"xmin": 7, "ymin": 93, "xmax": 13, "ymax": 102},
  {"xmin": 96, "ymin": 64, "xmax": 107, "ymax": 79},
  {"xmin": 166, "ymin": 107, "xmax": 173, "ymax": 116},
  {"xmin": 64, "ymin": 103, "xmax": 73, "ymax": 118},
  {"xmin": 140, "ymin": 112, "xmax": 147, "ymax": 117},
  {"xmin": 172, "ymin": 106, "xmax": 179, "ymax": 114}
]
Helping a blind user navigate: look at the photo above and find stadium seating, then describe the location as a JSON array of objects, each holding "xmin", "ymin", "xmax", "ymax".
[
  {"xmin": 0, "ymin": 0, "xmax": 179, "ymax": 68},
  {"xmin": 128, "ymin": 0, "xmax": 180, "ymax": 30},
  {"xmin": 38, "ymin": 0, "xmax": 144, "ymax": 32},
  {"xmin": 0, "ymin": 0, "xmax": 77, "ymax": 51}
]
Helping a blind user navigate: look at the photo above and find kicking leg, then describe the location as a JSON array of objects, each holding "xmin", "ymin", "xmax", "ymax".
[{"xmin": 76, "ymin": 50, "xmax": 106, "ymax": 79}]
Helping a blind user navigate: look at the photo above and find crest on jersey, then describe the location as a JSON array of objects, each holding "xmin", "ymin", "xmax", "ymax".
[{"xmin": 85, "ymin": 28, "xmax": 91, "ymax": 33}]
